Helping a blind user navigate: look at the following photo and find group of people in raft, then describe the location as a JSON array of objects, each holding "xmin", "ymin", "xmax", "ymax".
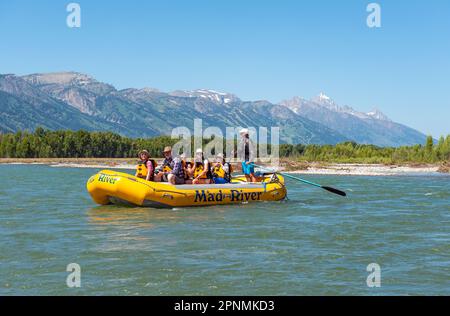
[{"xmin": 135, "ymin": 128, "xmax": 257, "ymax": 185}]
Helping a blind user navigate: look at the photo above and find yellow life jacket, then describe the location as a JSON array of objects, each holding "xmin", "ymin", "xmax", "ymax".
[
  {"xmin": 193, "ymin": 161, "xmax": 210, "ymax": 179},
  {"xmin": 212, "ymin": 162, "xmax": 232, "ymax": 181},
  {"xmin": 212, "ymin": 164, "xmax": 225, "ymax": 178},
  {"xmin": 136, "ymin": 160, "xmax": 157, "ymax": 179},
  {"xmin": 162, "ymin": 165, "xmax": 172, "ymax": 172},
  {"xmin": 160, "ymin": 158, "xmax": 173, "ymax": 173}
]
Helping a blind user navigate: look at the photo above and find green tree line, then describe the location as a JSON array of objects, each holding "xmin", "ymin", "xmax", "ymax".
[
  {"xmin": 1, "ymin": 128, "xmax": 449, "ymax": 164},
  {"xmin": 0, "ymin": 128, "xmax": 176, "ymax": 158},
  {"xmin": 279, "ymin": 136, "xmax": 450, "ymax": 163}
]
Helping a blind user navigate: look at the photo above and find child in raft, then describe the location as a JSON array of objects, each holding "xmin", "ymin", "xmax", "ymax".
[
  {"xmin": 211, "ymin": 153, "xmax": 232, "ymax": 184},
  {"xmin": 186, "ymin": 149, "xmax": 212, "ymax": 184},
  {"xmin": 135, "ymin": 150, "xmax": 156, "ymax": 181}
]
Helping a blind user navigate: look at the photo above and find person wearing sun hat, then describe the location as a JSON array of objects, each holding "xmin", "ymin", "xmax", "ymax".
[
  {"xmin": 161, "ymin": 146, "xmax": 173, "ymax": 170},
  {"xmin": 153, "ymin": 146, "xmax": 186, "ymax": 184},
  {"xmin": 154, "ymin": 146, "xmax": 171, "ymax": 182},
  {"xmin": 238, "ymin": 128, "xmax": 256, "ymax": 182},
  {"xmin": 135, "ymin": 149, "xmax": 157, "ymax": 181}
]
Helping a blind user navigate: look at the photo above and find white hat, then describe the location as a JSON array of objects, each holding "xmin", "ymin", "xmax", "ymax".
[
  {"xmin": 239, "ymin": 128, "xmax": 249, "ymax": 135},
  {"xmin": 216, "ymin": 153, "xmax": 224, "ymax": 159},
  {"xmin": 195, "ymin": 148, "xmax": 203, "ymax": 154}
]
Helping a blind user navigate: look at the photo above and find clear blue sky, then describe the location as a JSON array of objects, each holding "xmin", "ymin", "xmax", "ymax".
[{"xmin": 1, "ymin": 0, "xmax": 449, "ymax": 137}]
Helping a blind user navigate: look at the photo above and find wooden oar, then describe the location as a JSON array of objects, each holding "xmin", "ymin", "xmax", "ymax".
[{"xmin": 253, "ymin": 164, "xmax": 347, "ymax": 197}]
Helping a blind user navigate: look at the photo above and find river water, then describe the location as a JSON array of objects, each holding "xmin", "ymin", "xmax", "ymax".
[{"xmin": 0, "ymin": 165, "xmax": 449, "ymax": 295}]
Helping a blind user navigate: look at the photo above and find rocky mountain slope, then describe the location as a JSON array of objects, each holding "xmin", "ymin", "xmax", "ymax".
[
  {"xmin": 279, "ymin": 93, "xmax": 426, "ymax": 146},
  {"xmin": 0, "ymin": 72, "xmax": 427, "ymax": 146}
]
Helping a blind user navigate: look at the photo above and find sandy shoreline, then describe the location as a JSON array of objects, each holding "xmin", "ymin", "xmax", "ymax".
[
  {"xmin": 1, "ymin": 158, "xmax": 447, "ymax": 176},
  {"xmin": 282, "ymin": 163, "xmax": 441, "ymax": 176}
]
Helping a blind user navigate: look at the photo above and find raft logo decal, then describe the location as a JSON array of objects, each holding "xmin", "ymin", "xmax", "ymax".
[
  {"xmin": 194, "ymin": 190, "xmax": 262, "ymax": 203},
  {"xmin": 98, "ymin": 174, "xmax": 119, "ymax": 184}
]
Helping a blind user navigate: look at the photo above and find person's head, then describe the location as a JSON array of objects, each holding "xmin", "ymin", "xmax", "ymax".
[
  {"xmin": 138, "ymin": 150, "xmax": 150, "ymax": 161},
  {"xmin": 163, "ymin": 146, "xmax": 172, "ymax": 159},
  {"xmin": 216, "ymin": 153, "xmax": 225, "ymax": 164},
  {"xmin": 239, "ymin": 128, "xmax": 249, "ymax": 139},
  {"xmin": 195, "ymin": 148, "xmax": 204, "ymax": 163}
]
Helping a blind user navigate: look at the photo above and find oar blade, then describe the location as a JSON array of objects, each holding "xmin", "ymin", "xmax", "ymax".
[{"xmin": 322, "ymin": 186, "xmax": 347, "ymax": 197}]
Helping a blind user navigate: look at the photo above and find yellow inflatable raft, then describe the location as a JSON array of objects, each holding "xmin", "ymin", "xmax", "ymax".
[{"xmin": 86, "ymin": 170, "xmax": 287, "ymax": 208}]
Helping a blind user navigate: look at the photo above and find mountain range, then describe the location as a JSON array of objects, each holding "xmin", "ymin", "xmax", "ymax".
[{"xmin": 0, "ymin": 72, "xmax": 427, "ymax": 146}]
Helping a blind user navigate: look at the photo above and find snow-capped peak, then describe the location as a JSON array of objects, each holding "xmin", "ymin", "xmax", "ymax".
[
  {"xmin": 366, "ymin": 108, "xmax": 391, "ymax": 121},
  {"xmin": 313, "ymin": 92, "xmax": 335, "ymax": 105},
  {"xmin": 318, "ymin": 92, "xmax": 331, "ymax": 101},
  {"xmin": 280, "ymin": 94, "xmax": 392, "ymax": 122},
  {"xmin": 311, "ymin": 92, "xmax": 339, "ymax": 111},
  {"xmin": 197, "ymin": 89, "xmax": 227, "ymax": 96},
  {"xmin": 140, "ymin": 87, "xmax": 160, "ymax": 93},
  {"xmin": 170, "ymin": 89, "xmax": 239, "ymax": 104}
]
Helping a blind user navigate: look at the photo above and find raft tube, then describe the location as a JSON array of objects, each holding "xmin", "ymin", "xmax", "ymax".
[{"xmin": 86, "ymin": 170, "xmax": 287, "ymax": 208}]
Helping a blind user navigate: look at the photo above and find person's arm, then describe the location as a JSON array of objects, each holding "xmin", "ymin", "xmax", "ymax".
[
  {"xmin": 170, "ymin": 159, "xmax": 182, "ymax": 176},
  {"xmin": 244, "ymin": 140, "xmax": 250, "ymax": 164},
  {"xmin": 237, "ymin": 140, "xmax": 245, "ymax": 162},
  {"xmin": 145, "ymin": 161, "xmax": 154, "ymax": 181},
  {"xmin": 247, "ymin": 139, "xmax": 256, "ymax": 163},
  {"xmin": 199, "ymin": 160, "xmax": 209, "ymax": 177},
  {"xmin": 184, "ymin": 163, "xmax": 192, "ymax": 176},
  {"xmin": 158, "ymin": 159, "xmax": 167, "ymax": 174},
  {"xmin": 185, "ymin": 164, "xmax": 193, "ymax": 177}
]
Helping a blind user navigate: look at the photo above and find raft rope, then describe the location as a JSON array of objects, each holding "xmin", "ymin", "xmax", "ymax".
[{"xmin": 268, "ymin": 171, "xmax": 288, "ymax": 200}]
